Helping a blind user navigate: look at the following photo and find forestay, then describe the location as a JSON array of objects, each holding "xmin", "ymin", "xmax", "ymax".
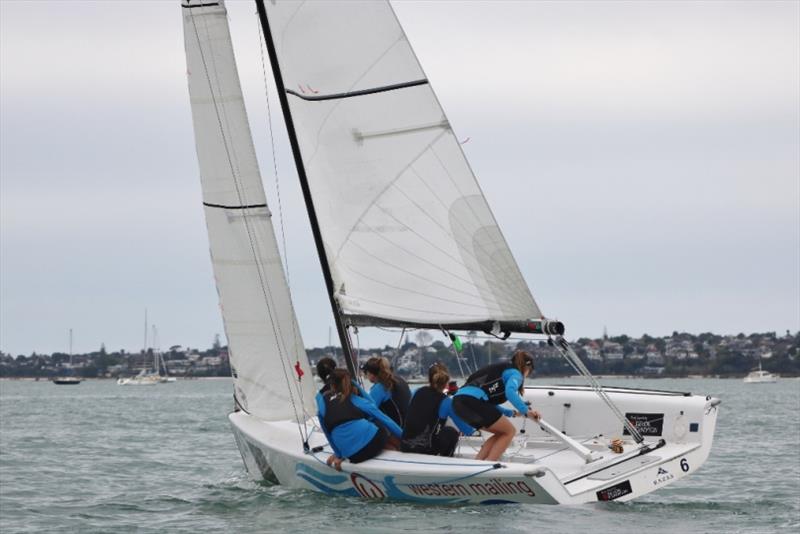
[
  {"xmin": 182, "ymin": 0, "xmax": 316, "ymax": 420},
  {"xmin": 262, "ymin": 1, "xmax": 543, "ymax": 328}
]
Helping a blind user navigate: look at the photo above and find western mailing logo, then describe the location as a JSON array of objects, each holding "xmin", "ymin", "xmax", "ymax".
[{"xmin": 652, "ymin": 467, "xmax": 674, "ymax": 486}]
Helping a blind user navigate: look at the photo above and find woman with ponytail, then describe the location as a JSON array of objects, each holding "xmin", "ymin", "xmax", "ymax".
[
  {"xmin": 316, "ymin": 369, "xmax": 403, "ymax": 471},
  {"xmin": 452, "ymin": 350, "xmax": 540, "ymax": 461},
  {"xmin": 361, "ymin": 356, "xmax": 411, "ymax": 427},
  {"xmin": 401, "ymin": 363, "xmax": 475, "ymax": 456}
]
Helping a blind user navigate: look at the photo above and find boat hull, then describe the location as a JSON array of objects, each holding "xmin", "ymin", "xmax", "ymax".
[{"xmin": 229, "ymin": 385, "xmax": 720, "ymax": 505}]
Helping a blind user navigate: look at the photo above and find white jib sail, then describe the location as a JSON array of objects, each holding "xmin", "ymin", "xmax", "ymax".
[
  {"xmin": 262, "ymin": 1, "xmax": 543, "ymax": 328},
  {"xmin": 183, "ymin": 0, "xmax": 316, "ymax": 420}
]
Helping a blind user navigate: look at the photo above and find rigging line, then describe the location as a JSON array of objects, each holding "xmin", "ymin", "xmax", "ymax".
[
  {"xmin": 332, "ymin": 128, "xmax": 449, "ymax": 263},
  {"xmin": 385, "ymin": 175, "xmax": 527, "ymax": 305},
  {"xmin": 442, "ymin": 327, "xmax": 469, "ymax": 379},
  {"xmin": 342, "ymin": 239, "xmax": 488, "ymax": 303},
  {"xmin": 343, "ymin": 221, "xmax": 514, "ymax": 313},
  {"xmin": 425, "ymin": 148, "xmax": 539, "ymax": 310},
  {"xmin": 256, "ymin": 13, "xmax": 304, "ymax": 360},
  {"xmin": 190, "ymin": 11, "xmax": 306, "ymax": 440},
  {"xmin": 257, "ymin": 16, "xmax": 290, "ymax": 290},
  {"xmin": 341, "ymin": 259, "xmax": 509, "ymax": 313},
  {"xmin": 344, "ymin": 294, "xmax": 492, "ymax": 319},
  {"xmin": 467, "ymin": 338, "xmax": 480, "ymax": 374},
  {"xmin": 366, "ymin": 197, "xmax": 529, "ymax": 314},
  {"xmin": 552, "ymin": 337, "xmax": 643, "ymax": 443},
  {"xmin": 363, "ymin": 201, "xmax": 524, "ymax": 313},
  {"xmin": 344, "ymin": 230, "xmax": 517, "ymax": 311},
  {"xmin": 407, "ymin": 166, "xmax": 533, "ymax": 309}
]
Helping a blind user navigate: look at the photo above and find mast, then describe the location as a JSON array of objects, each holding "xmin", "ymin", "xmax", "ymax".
[{"xmin": 254, "ymin": 0, "xmax": 357, "ymax": 376}]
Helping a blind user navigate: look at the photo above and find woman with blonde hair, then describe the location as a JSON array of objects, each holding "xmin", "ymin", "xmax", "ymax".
[
  {"xmin": 401, "ymin": 363, "xmax": 474, "ymax": 456},
  {"xmin": 361, "ymin": 356, "xmax": 411, "ymax": 427},
  {"xmin": 316, "ymin": 369, "xmax": 402, "ymax": 471},
  {"xmin": 452, "ymin": 350, "xmax": 540, "ymax": 461}
]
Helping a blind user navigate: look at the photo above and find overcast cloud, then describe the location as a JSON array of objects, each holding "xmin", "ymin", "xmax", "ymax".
[{"xmin": 1, "ymin": 0, "xmax": 798, "ymax": 356}]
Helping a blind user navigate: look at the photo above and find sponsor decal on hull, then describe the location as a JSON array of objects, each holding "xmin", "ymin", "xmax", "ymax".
[
  {"xmin": 293, "ymin": 463, "xmax": 538, "ymax": 503},
  {"xmin": 623, "ymin": 412, "xmax": 664, "ymax": 437},
  {"xmin": 597, "ymin": 480, "xmax": 633, "ymax": 501},
  {"xmin": 652, "ymin": 467, "xmax": 674, "ymax": 486}
]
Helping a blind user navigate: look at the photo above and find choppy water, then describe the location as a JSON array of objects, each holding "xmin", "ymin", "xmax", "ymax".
[{"xmin": 1, "ymin": 377, "xmax": 798, "ymax": 533}]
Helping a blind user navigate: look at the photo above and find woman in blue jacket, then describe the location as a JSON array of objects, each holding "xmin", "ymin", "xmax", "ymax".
[
  {"xmin": 317, "ymin": 369, "xmax": 403, "ymax": 471},
  {"xmin": 452, "ymin": 350, "xmax": 541, "ymax": 461},
  {"xmin": 361, "ymin": 357, "xmax": 411, "ymax": 427}
]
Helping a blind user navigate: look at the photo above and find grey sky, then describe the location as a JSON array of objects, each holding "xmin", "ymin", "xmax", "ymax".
[{"xmin": 1, "ymin": 0, "xmax": 798, "ymax": 356}]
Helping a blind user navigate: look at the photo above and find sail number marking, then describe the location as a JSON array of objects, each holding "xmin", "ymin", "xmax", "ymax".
[{"xmin": 680, "ymin": 458, "xmax": 690, "ymax": 472}]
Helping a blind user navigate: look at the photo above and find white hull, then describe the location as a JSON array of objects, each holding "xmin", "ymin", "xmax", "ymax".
[
  {"xmin": 230, "ymin": 385, "xmax": 720, "ymax": 504},
  {"xmin": 117, "ymin": 376, "xmax": 160, "ymax": 386},
  {"xmin": 743, "ymin": 372, "xmax": 778, "ymax": 383}
]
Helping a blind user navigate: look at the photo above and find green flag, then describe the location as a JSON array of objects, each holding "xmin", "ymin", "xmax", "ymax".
[{"xmin": 450, "ymin": 333, "xmax": 463, "ymax": 352}]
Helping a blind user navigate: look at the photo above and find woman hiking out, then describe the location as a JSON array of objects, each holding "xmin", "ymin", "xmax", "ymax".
[
  {"xmin": 317, "ymin": 369, "xmax": 402, "ymax": 471},
  {"xmin": 452, "ymin": 350, "xmax": 541, "ymax": 461}
]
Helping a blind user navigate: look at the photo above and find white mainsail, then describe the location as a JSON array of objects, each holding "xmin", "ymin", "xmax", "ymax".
[
  {"xmin": 262, "ymin": 1, "xmax": 543, "ymax": 329},
  {"xmin": 182, "ymin": 0, "xmax": 316, "ymax": 420}
]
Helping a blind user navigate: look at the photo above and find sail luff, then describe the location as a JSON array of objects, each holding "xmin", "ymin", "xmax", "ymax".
[{"xmin": 254, "ymin": 0, "xmax": 358, "ymax": 376}]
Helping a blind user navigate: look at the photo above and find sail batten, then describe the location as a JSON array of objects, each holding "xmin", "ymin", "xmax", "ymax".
[
  {"xmin": 286, "ymin": 79, "xmax": 429, "ymax": 102},
  {"xmin": 262, "ymin": 0, "xmax": 544, "ymax": 328}
]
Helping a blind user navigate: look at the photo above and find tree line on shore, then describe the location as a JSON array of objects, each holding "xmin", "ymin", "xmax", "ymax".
[{"xmin": 3, "ymin": 330, "xmax": 797, "ymax": 379}]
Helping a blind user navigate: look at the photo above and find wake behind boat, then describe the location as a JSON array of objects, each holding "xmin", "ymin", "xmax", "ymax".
[{"xmin": 181, "ymin": 0, "xmax": 720, "ymax": 504}]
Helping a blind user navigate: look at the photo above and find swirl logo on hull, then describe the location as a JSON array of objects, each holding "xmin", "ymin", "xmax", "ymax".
[{"xmin": 350, "ymin": 473, "xmax": 386, "ymax": 499}]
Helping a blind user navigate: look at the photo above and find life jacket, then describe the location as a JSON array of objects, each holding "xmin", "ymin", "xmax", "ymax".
[
  {"xmin": 380, "ymin": 375, "xmax": 411, "ymax": 427},
  {"xmin": 464, "ymin": 362, "xmax": 513, "ymax": 404},
  {"xmin": 322, "ymin": 392, "xmax": 364, "ymax": 433},
  {"xmin": 401, "ymin": 386, "xmax": 446, "ymax": 453}
]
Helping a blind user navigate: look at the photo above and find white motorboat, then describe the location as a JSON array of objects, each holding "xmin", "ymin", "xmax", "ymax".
[
  {"xmin": 181, "ymin": 0, "xmax": 721, "ymax": 504},
  {"xmin": 743, "ymin": 362, "xmax": 778, "ymax": 383},
  {"xmin": 117, "ymin": 369, "xmax": 160, "ymax": 386}
]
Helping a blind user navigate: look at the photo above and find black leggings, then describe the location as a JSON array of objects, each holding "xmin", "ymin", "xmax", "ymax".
[{"xmin": 349, "ymin": 427, "xmax": 388, "ymax": 464}]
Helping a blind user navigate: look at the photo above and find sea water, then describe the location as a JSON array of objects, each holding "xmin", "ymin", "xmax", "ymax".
[{"xmin": 1, "ymin": 377, "xmax": 798, "ymax": 533}]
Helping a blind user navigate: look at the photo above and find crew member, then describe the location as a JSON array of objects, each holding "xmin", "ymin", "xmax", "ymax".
[
  {"xmin": 401, "ymin": 363, "xmax": 474, "ymax": 456},
  {"xmin": 317, "ymin": 369, "xmax": 403, "ymax": 471},
  {"xmin": 452, "ymin": 350, "xmax": 540, "ymax": 461},
  {"xmin": 361, "ymin": 357, "xmax": 411, "ymax": 427}
]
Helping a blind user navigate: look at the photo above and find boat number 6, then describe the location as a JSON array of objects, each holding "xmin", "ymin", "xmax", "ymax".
[{"xmin": 680, "ymin": 458, "xmax": 689, "ymax": 472}]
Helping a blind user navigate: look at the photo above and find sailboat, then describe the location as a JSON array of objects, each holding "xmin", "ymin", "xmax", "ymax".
[
  {"xmin": 52, "ymin": 328, "xmax": 81, "ymax": 385},
  {"xmin": 181, "ymin": 0, "xmax": 721, "ymax": 504},
  {"xmin": 117, "ymin": 317, "xmax": 173, "ymax": 385}
]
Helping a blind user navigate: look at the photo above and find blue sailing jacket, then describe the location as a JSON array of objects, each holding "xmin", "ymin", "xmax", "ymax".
[
  {"xmin": 436, "ymin": 395, "xmax": 476, "ymax": 435},
  {"xmin": 316, "ymin": 392, "xmax": 403, "ymax": 459},
  {"xmin": 454, "ymin": 368, "xmax": 528, "ymax": 416}
]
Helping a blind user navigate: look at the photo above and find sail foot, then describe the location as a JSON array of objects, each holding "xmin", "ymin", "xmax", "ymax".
[{"xmin": 343, "ymin": 315, "xmax": 564, "ymax": 337}]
